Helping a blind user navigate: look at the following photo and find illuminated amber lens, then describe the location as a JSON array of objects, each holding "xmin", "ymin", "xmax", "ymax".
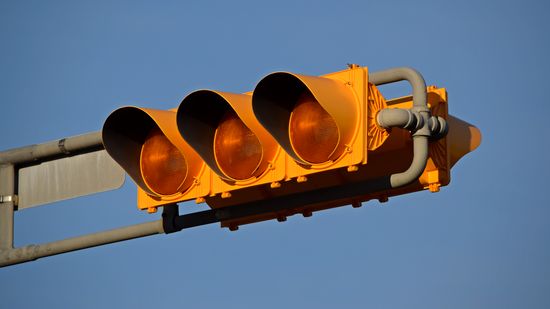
[
  {"xmin": 289, "ymin": 92, "xmax": 339, "ymax": 164},
  {"xmin": 140, "ymin": 128, "xmax": 187, "ymax": 195},
  {"xmin": 214, "ymin": 111, "xmax": 262, "ymax": 180}
]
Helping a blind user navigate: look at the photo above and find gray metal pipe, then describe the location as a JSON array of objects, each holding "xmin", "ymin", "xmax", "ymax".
[
  {"xmin": 0, "ymin": 220, "xmax": 164, "ymax": 267},
  {"xmin": 0, "ymin": 131, "xmax": 103, "ymax": 165},
  {"xmin": 389, "ymin": 136, "xmax": 429, "ymax": 187},
  {"xmin": 376, "ymin": 108, "xmax": 422, "ymax": 131},
  {"xmin": 377, "ymin": 108, "xmax": 448, "ymax": 140},
  {"xmin": 369, "ymin": 67, "xmax": 427, "ymax": 109},
  {"xmin": 369, "ymin": 67, "xmax": 431, "ymax": 188}
]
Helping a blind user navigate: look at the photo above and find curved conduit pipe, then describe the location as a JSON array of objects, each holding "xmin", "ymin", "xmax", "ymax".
[{"xmin": 369, "ymin": 67, "xmax": 433, "ymax": 189}]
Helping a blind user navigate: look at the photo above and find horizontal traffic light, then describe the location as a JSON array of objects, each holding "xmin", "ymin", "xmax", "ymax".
[{"xmin": 102, "ymin": 66, "xmax": 481, "ymax": 223}]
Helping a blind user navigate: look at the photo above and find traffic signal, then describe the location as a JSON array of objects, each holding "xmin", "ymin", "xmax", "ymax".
[
  {"xmin": 102, "ymin": 66, "xmax": 481, "ymax": 227},
  {"xmin": 177, "ymin": 90, "xmax": 286, "ymax": 200}
]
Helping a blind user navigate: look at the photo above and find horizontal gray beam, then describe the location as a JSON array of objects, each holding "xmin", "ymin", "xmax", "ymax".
[
  {"xmin": 0, "ymin": 131, "xmax": 103, "ymax": 165},
  {"xmin": 0, "ymin": 220, "xmax": 164, "ymax": 267}
]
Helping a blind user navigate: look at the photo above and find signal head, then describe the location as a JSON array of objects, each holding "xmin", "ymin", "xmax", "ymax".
[
  {"xmin": 252, "ymin": 72, "xmax": 359, "ymax": 165},
  {"xmin": 177, "ymin": 90, "xmax": 278, "ymax": 182},
  {"xmin": 102, "ymin": 107, "xmax": 202, "ymax": 197}
]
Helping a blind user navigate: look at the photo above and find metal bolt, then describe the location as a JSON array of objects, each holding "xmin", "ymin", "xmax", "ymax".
[
  {"xmin": 428, "ymin": 183, "xmax": 441, "ymax": 193},
  {"xmin": 221, "ymin": 192, "xmax": 231, "ymax": 199}
]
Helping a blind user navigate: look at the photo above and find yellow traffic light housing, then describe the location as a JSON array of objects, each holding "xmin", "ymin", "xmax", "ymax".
[{"xmin": 102, "ymin": 66, "xmax": 481, "ymax": 228}]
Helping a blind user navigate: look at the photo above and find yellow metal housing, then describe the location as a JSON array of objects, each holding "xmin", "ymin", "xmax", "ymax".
[{"xmin": 102, "ymin": 65, "xmax": 481, "ymax": 219}]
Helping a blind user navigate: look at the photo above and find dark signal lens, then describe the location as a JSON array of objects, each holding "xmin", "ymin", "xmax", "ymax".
[
  {"xmin": 214, "ymin": 111, "xmax": 263, "ymax": 180},
  {"xmin": 140, "ymin": 128, "xmax": 187, "ymax": 195},
  {"xmin": 289, "ymin": 92, "xmax": 339, "ymax": 164}
]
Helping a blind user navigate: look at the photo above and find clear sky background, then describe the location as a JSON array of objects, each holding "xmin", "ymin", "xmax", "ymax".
[{"xmin": 1, "ymin": 0, "xmax": 549, "ymax": 308}]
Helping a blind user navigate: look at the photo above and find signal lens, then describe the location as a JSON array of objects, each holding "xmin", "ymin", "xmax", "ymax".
[
  {"xmin": 214, "ymin": 110, "xmax": 263, "ymax": 180},
  {"xmin": 289, "ymin": 92, "xmax": 339, "ymax": 164},
  {"xmin": 140, "ymin": 128, "xmax": 187, "ymax": 195}
]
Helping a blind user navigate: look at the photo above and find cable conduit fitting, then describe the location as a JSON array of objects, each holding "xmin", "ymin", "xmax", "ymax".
[
  {"xmin": 369, "ymin": 67, "xmax": 430, "ymax": 188},
  {"xmin": 376, "ymin": 109, "xmax": 423, "ymax": 131},
  {"xmin": 428, "ymin": 116, "xmax": 448, "ymax": 140}
]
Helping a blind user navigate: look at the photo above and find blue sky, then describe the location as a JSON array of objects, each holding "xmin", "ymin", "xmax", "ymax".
[{"xmin": 1, "ymin": 0, "xmax": 549, "ymax": 308}]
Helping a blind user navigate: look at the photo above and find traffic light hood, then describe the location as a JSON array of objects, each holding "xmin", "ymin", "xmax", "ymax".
[
  {"xmin": 176, "ymin": 90, "xmax": 280, "ymax": 182},
  {"xmin": 252, "ymin": 72, "xmax": 360, "ymax": 165},
  {"xmin": 102, "ymin": 106, "xmax": 204, "ymax": 197}
]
